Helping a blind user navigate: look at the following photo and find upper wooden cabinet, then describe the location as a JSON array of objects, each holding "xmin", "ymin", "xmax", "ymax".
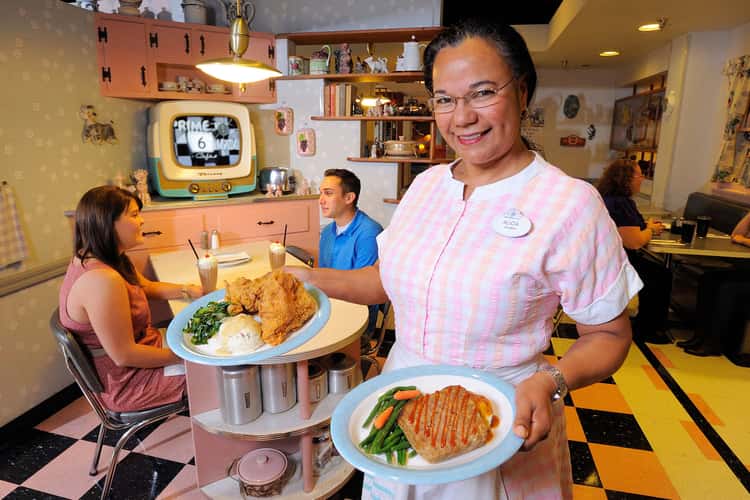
[{"xmin": 94, "ymin": 13, "xmax": 276, "ymax": 103}]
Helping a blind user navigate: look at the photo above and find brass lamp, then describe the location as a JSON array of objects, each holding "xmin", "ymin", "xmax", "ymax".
[{"xmin": 196, "ymin": 0, "xmax": 281, "ymax": 85}]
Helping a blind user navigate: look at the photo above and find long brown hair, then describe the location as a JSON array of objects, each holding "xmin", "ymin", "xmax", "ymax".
[
  {"xmin": 74, "ymin": 186, "xmax": 141, "ymax": 285},
  {"xmin": 597, "ymin": 159, "xmax": 636, "ymax": 198}
]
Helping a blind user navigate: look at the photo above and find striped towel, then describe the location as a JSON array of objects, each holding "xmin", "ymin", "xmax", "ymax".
[{"xmin": 0, "ymin": 183, "xmax": 29, "ymax": 268}]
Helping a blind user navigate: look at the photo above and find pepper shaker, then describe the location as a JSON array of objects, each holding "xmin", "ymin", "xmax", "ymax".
[{"xmin": 200, "ymin": 230, "xmax": 209, "ymax": 250}]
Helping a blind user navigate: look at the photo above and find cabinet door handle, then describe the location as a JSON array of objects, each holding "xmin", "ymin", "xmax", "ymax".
[
  {"xmin": 142, "ymin": 230, "xmax": 163, "ymax": 236},
  {"xmin": 200, "ymin": 35, "xmax": 205, "ymax": 55},
  {"xmin": 256, "ymin": 220, "xmax": 275, "ymax": 226},
  {"xmin": 184, "ymin": 33, "xmax": 190, "ymax": 54},
  {"xmin": 140, "ymin": 66, "xmax": 146, "ymax": 87}
]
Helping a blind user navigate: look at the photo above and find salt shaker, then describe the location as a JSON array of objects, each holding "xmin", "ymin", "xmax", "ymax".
[{"xmin": 210, "ymin": 229, "xmax": 220, "ymax": 250}]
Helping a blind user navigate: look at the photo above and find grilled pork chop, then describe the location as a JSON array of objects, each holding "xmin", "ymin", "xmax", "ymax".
[{"xmin": 397, "ymin": 385, "xmax": 491, "ymax": 463}]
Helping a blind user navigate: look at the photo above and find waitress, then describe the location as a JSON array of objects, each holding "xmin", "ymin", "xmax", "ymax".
[{"xmin": 288, "ymin": 18, "xmax": 639, "ymax": 499}]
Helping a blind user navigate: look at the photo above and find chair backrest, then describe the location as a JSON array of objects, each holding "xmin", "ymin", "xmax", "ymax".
[
  {"xmin": 362, "ymin": 300, "xmax": 391, "ymax": 356},
  {"xmin": 49, "ymin": 308, "xmax": 104, "ymax": 394}
]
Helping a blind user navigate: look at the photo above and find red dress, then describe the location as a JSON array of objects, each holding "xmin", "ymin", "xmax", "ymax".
[{"xmin": 59, "ymin": 258, "xmax": 185, "ymax": 412}]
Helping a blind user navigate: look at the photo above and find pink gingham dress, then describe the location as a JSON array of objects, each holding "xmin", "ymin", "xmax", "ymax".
[{"xmin": 363, "ymin": 153, "xmax": 642, "ymax": 500}]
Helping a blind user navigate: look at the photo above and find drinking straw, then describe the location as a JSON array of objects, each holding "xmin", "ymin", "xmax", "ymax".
[
  {"xmin": 188, "ymin": 239, "xmax": 199, "ymax": 260},
  {"xmin": 283, "ymin": 224, "xmax": 288, "ymax": 247}
]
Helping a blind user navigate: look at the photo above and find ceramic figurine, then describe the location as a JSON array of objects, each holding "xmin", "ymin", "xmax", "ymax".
[
  {"xmin": 132, "ymin": 169, "xmax": 151, "ymax": 205},
  {"xmin": 334, "ymin": 43, "xmax": 353, "ymax": 74},
  {"xmin": 156, "ymin": 7, "xmax": 172, "ymax": 20}
]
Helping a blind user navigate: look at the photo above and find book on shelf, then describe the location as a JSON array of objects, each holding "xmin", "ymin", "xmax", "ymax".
[{"xmin": 323, "ymin": 83, "xmax": 353, "ymax": 117}]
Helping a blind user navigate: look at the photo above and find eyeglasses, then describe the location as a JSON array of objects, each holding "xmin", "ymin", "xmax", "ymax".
[{"xmin": 427, "ymin": 77, "xmax": 515, "ymax": 114}]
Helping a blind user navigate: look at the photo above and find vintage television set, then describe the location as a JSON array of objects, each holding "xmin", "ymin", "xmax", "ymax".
[{"xmin": 147, "ymin": 101, "xmax": 256, "ymax": 200}]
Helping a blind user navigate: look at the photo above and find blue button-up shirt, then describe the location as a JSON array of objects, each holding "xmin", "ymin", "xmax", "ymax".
[{"xmin": 319, "ymin": 210, "xmax": 383, "ymax": 270}]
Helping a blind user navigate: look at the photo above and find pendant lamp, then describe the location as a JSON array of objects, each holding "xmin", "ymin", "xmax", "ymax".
[{"xmin": 196, "ymin": 0, "xmax": 281, "ymax": 85}]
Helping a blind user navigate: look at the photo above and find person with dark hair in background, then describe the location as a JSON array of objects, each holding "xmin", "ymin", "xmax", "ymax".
[
  {"xmin": 598, "ymin": 159, "xmax": 673, "ymax": 344},
  {"xmin": 318, "ymin": 169, "xmax": 383, "ymax": 333},
  {"xmin": 289, "ymin": 19, "xmax": 639, "ymax": 498},
  {"xmin": 59, "ymin": 186, "xmax": 204, "ymax": 412}
]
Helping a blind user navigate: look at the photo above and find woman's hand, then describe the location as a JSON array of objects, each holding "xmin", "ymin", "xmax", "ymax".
[
  {"xmin": 646, "ymin": 218, "xmax": 663, "ymax": 235},
  {"xmin": 512, "ymin": 371, "xmax": 557, "ymax": 450},
  {"xmin": 184, "ymin": 283, "xmax": 203, "ymax": 299}
]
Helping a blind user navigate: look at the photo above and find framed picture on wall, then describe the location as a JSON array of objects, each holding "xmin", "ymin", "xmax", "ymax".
[{"xmin": 610, "ymin": 90, "xmax": 665, "ymax": 151}]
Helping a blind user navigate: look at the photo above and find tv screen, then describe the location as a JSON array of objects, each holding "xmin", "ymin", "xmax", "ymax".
[{"xmin": 172, "ymin": 114, "xmax": 240, "ymax": 167}]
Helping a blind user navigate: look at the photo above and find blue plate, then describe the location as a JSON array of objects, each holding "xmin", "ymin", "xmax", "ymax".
[
  {"xmin": 166, "ymin": 284, "xmax": 330, "ymax": 366},
  {"xmin": 331, "ymin": 365, "xmax": 523, "ymax": 485}
]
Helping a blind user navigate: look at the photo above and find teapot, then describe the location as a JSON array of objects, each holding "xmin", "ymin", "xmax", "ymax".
[
  {"xmin": 364, "ymin": 56, "xmax": 388, "ymax": 74},
  {"xmin": 400, "ymin": 36, "xmax": 427, "ymax": 71},
  {"xmin": 310, "ymin": 45, "xmax": 331, "ymax": 75}
]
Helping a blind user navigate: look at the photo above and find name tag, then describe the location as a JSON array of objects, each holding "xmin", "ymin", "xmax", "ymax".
[{"xmin": 493, "ymin": 208, "xmax": 532, "ymax": 237}]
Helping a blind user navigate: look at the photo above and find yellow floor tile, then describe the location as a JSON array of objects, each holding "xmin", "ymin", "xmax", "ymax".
[
  {"xmin": 588, "ymin": 443, "xmax": 680, "ymax": 499},
  {"xmin": 569, "ymin": 383, "xmax": 632, "ymax": 414},
  {"xmin": 680, "ymin": 420, "xmax": 722, "ymax": 461},
  {"xmin": 564, "ymin": 405, "xmax": 586, "ymax": 442},
  {"xmin": 641, "ymin": 364, "xmax": 670, "ymax": 391},
  {"xmin": 686, "ymin": 393, "xmax": 724, "ymax": 426},
  {"xmin": 572, "ymin": 484, "xmax": 607, "ymax": 499}
]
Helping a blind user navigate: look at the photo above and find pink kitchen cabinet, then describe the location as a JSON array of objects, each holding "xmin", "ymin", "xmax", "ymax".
[
  {"xmin": 95, "ymin": 13, "xmax": 275, "ymax": 103},
  {"xmin": 96, "ymin": 15, "xmax": 153, "ymax": 97}
]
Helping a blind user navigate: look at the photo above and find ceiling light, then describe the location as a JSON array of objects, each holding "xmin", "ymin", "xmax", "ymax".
[
  {"xmin": 599, "ymin": 50, "xmax": 620, "ymax": 57},
  {"xmin": 638, "ymin": 17, "xmax": 668, "ymax": 32},
  {"xmin": 196, "ymin": 0, "xmax": 281, "ymax": 84}
]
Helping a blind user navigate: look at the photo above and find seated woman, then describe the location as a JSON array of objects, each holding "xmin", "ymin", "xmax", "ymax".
[
  {"xmin": 59, "ymin": 186, "xmax": 203, "ymax": 412},
  {"xmin": 598, "ymin": 160, "xmax": 672, "ymax": 344}
]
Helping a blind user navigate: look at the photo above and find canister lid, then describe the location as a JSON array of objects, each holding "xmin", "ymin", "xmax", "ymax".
[{"xmin": 238, "ymin": 448, "xmax": 287, "ymax": 485}]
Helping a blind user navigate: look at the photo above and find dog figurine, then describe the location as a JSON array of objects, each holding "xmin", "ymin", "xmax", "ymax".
[{"xmin": 79, "ymin": 105, "xmax": 118, "ymax": 145}]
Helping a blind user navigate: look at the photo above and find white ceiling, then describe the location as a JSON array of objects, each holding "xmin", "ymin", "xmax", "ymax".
[{"xmin": 517, "ymin": 0, "xmax": 750, "ymax": 69}]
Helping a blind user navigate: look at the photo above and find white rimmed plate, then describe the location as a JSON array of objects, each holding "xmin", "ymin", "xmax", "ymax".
[
  {"xmin": 166, "ymin": 284, "xmax": 329, "ymax": 366},
  {"xmin": 330, "ymin": 365, "xmax": 523, "ymax": 485}
]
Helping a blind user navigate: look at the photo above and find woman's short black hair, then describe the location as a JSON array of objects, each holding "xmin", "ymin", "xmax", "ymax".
[
  {"xmin": 597, "ymin": 159, "xmax": 637, "ymax": 198},
  {"xmin": 74, "ymin": 185, "xmax": 142, "ymax": 284},
  {"xmin": 423, "ymin": 17, "xmax": 537, "ymax": 107},
  {"xmin": 324, "ymin": 168, "xmax": 361, "ymax": 207}
]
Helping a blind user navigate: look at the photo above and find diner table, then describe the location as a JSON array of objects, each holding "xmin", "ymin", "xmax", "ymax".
[
  {"xmin": 149, "ymin": 240, "xmax": 369, "ymax": 497},
  {"xmin": 647, "ymin": 230, "xmax": 750, "ymax": 268}
]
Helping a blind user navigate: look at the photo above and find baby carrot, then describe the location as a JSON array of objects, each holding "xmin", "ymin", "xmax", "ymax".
[
  {"xmin": 374, "ymin": 405, "xmax": 394, "ymax": 429},
  {"xmin": 393, "ymin": 389, "xmax": 422, "ymax": 400}
]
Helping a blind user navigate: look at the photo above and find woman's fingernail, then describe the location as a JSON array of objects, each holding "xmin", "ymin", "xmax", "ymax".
[{"xmin": 514, "ymin": 425, "xmax": 528, "ymax": 438}]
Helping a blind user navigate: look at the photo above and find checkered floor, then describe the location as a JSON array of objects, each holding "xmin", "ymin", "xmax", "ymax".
[{"xmin": 1, "ymin": 329, "xmax": 748, "ymax": 499}]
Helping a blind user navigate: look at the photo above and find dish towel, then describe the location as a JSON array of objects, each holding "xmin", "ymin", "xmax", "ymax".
[{"xmin": 0, "ymin": 182, "xmax": 29, "ymax": 268}]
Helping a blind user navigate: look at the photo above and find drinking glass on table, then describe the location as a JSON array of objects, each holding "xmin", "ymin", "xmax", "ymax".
[
  {"xmin": 696, "ymin": 216, "xmax": 712, "ymax": 238},
  {"xmin": 681, "ymin": 220, "xmax": 696, "ymax": 244}
]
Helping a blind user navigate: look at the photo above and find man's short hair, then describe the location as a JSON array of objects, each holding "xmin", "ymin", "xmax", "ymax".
[{"xmin": 324, "ymin": 168, "xmax": 361, "ymax": 207}]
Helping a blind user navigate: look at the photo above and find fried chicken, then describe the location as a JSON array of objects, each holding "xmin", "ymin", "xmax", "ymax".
[{"xmin": 224, "ymin": 270, "xmax": 317, "ymax": 346}]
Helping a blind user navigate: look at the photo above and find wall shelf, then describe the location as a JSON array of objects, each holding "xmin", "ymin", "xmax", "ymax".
[
  {"xmin": 347, "ymin": 157, "xmax": 449, "ymax": 164},
  {"xmin": 276, "ymin": 27, "xmax": 442, "ymax": 44},
  {"xmin": 276, "ymin": 71, "xmax": 424, "ymax": 83},
  {"xmin": 312, "ymin": 115, "xmax": 433, "ymax": 122}
]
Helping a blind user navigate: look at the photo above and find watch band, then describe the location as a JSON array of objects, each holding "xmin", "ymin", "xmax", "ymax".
[{"xmin": 538, "ymin": 365, "xmax": 568, "ymax": 401}]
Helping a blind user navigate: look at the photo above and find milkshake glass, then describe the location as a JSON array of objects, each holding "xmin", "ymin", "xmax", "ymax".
[
  {"xmin": 198, "ymin": 254, "xmax": 218, "ymax": 293},
  {"xmin": 268, "ymin": 242, "xmax": 286, "ymax": 270}
]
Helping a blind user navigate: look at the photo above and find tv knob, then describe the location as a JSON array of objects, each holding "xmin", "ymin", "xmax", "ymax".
[
  {"xmin": 221, "ymin": 182, "xmax": 231, "ymax": 192},
  {"xmin": 188, "ymin": 183, "xmax": 200, "ymax": 194}
]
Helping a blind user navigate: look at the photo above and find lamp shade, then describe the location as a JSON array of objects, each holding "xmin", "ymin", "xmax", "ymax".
[{"xmin": 196, "ymin": 16, "xmax": 281, "ymax": 84}]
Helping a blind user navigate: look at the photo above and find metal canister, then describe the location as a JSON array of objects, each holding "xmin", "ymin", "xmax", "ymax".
[
  {"xmin": 307, "ymin": 360, "xmax": 328, "ymax": 403},
  {"xmin": 326, "ymin": 352, "xmax": 361, "ymax": 394},
  {"xmin": 260, "ymin": 363, "xmax": 297, "ymax": 414},
  {"xmin": 218, "ymin": 365, "xmax": 262, "ymax": 425}
]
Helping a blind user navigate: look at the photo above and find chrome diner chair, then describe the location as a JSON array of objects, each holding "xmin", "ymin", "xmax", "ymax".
[
  {"xmin": 361, "ymin": 300, "xmax": 392, "ymax": 376},
  {"xmin": 49, "ymin": 309, "xmax": 186, "ymax": 500}
]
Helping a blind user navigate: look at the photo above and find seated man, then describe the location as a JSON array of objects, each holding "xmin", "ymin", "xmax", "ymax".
[{"xmin": 319, "ymin": 169, "xmax": 384, "ymax": 333}]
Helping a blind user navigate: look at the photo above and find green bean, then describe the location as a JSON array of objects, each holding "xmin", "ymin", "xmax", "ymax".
[
  {"xmin": 371, "ymin": 400, "xmax": 407, "ymax": 452},
  {"xmin": 408, "ymin": 449, "xmax": 417, "ymax": 458},
  {"xmin": 380, "ymin": 437, "xmax": 412, "ymax": 453},
  {"xmin": 397, "ymin": 448, "xmax": 406, "ymax": 466},
  {"xmin": 386, "ymin": 450, "xmax": 394, "ymax": 464},
  {"xmin": 358, "ymin": 426, "xmax": 379, "ymax": 448},
  {"xmin": 378, "ymin": 386, "xmax": 417, "ymax": 402}
]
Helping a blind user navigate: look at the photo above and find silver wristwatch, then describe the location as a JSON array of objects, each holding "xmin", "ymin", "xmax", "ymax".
[{"xmin": 538, "ymin": 365, "xmax": 568, "ymax": 401}]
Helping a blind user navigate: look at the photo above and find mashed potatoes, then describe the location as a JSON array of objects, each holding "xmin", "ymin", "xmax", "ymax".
[{"xmin": 204, "ymin": 314, "xmax": 264, "ymax": 355}]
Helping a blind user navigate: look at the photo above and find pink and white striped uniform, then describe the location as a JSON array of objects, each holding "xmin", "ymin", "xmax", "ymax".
[{"xmin": 366, "ymin": 154, "xmax": 642, "ymax": 499}]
